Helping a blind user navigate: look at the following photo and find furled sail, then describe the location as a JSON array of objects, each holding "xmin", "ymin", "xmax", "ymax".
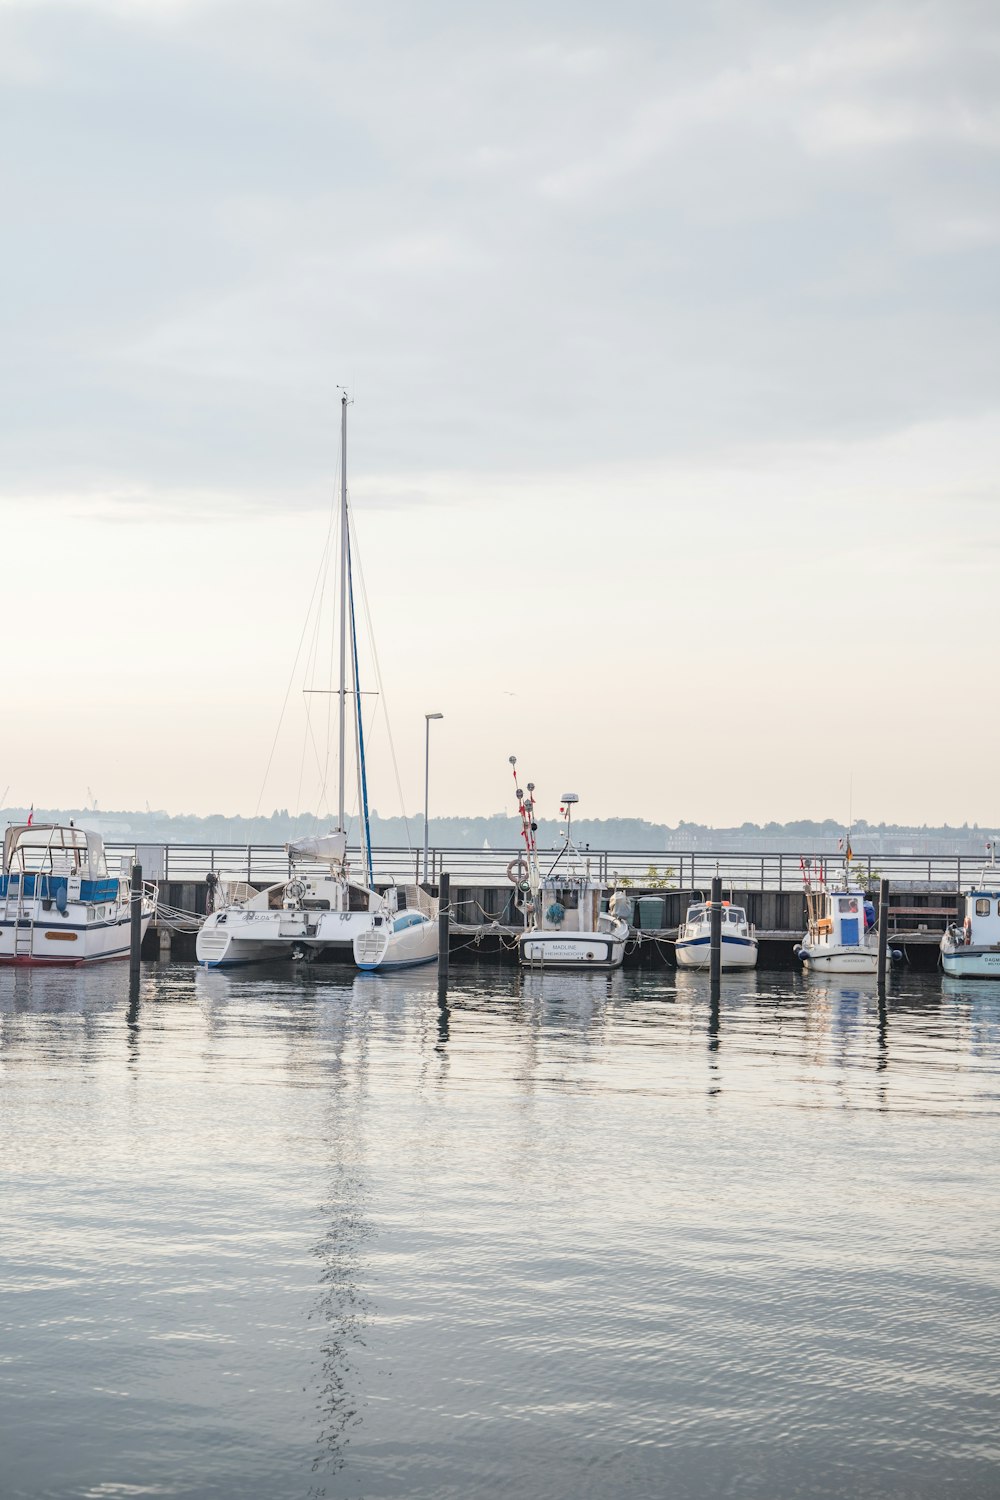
[{"xmin": 286, "ymin": 833, "xmax": 348, "ymax": 866}]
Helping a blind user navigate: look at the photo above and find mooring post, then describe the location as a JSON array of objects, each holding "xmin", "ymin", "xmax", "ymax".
[
  {"xmin": 709, "ymin": 874, "xmax": 722, "ymax": 996},
  {"xmin": 438, "ymin": 871, "xmax": 451, "ymax": 986},
  {"xmin": 129, "ymin": 863, "xmax": 143, "ymax": 999},
  {"xmin": 877, "ymin": 877, "xmax": 890, "ymax": 993}
]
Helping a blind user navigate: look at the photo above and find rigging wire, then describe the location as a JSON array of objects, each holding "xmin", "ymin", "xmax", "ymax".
[
  {"xmin": 253, "ymin": 473, "xmax": 340, "ymax": 821},
  {"xmin": 348, "ymin": 506, "xmax": 415, "ymax": 860}
]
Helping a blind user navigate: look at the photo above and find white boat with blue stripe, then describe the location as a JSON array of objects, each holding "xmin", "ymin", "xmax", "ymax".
[
  {"xmin": 675, "ymin": 901, "xmax": 758, "ymax": 970},
  {"xmin": 0, "ymin": 822, "xmax": 156, "ymax": 967}
]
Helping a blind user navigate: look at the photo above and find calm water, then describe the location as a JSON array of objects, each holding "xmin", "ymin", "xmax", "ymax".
[{"xmin": 1, "ymin": 962, "xmax": 999, "ymax": 1499}]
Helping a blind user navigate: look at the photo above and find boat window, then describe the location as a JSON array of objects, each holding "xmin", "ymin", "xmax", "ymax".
[
  {"xmin": 555, "ymin": 887, "xmax": 579, "ymax": 910},
  {"xmin": 838, "ymin": 898, "xmax": 859, "ymax": 914},
  {"xmin": 976, "ymin": 898, "xmax": 990, "ymax": 916},
  {"xmin": 687, "ymin": 905, "xmax": 706, "ymax": 923}
]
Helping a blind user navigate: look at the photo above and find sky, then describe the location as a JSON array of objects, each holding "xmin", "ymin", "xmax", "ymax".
[{"xmin": 2, "ymin": 0, "xmax": 998, "ymax": 828}]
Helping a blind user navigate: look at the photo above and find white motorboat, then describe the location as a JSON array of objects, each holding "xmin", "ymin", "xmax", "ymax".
[
  {"xmin": 508, "ymin": 762, "xmax": 630, "ymax": 971},
  {"xmin": 196, "ymin": 396, "xmax": 435, "ymax": 971},
  {"xmin": 675, "ymin": 900, "xmax": 758, "ymax": 970},
  {"xmin": 795, "ymin": 859, "xmax": 879, "ymax": 974},
  {"xmin": 0, "ymin": 822, "xmax": 156, "ymax": 966},
  {"xmin": 940, "ymin": 845, "xmax": 1000, "ymax": 977}
]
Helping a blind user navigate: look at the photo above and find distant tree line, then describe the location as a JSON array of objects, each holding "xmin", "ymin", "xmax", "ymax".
[{"xmin": 1, "ymin": 805, "xmax": 996, "ymax": 855}]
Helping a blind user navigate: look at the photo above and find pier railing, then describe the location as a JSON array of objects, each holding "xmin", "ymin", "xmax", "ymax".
[{"xmin": 109, "ymin": 842, "xmax": 994, "ymax": 891}]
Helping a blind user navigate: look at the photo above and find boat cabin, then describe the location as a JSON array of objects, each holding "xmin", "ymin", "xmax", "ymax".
[
  {"xmin": 1, "ymin": 823, "xmax": 120, "ymax": 906},
  {"xmin": 961, "ymin": 886, "xmax": 1000, "ymax": 947},
  {"xmin": 537, "ymin": 875, "xmax": 601, "ymax": 933},
  {"xmin": 808, "ymin": 888, "xmax": 869, "ymax": 948},
  {"xmin": 681, "ymin": 902, "xmax": 751, "ymax": 936}
]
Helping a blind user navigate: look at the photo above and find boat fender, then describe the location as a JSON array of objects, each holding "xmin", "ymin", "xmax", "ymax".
[
  {"xmin": 964, "ymin": 916, "xmax": 972, "ymax": 945},
  {"xmin": 506, "ymin": 857, "xmax": 529, "ymax": 886},
  {"xmin": 793, "ymin": 945, "xmax": 805, "ymax": 959},
  {"xmin": 56, "ymin": 886, "xmax": 68, "ymax": 915},
  {"xmin": 891, "ymin": 948, "xmax": 903, "ymax": 962}
]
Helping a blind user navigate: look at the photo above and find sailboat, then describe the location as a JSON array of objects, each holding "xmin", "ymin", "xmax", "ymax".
[
  {"xmin": 508, "ymin": 759, "xmax": 631, "ymax": 970},
  {"xmin": 196, "ymin": 397, "xmax": 437, "ymax": 971}
]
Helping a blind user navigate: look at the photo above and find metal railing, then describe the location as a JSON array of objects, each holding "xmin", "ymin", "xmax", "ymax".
[{"xmin": 107, "ymin": 843, "xmax": 997, "ymax": 891}]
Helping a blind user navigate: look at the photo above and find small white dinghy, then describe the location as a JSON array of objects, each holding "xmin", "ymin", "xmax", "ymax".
[
  {"xmin": 0, "ymin": 822, "xmax": 156, "ymax": 967},
  {"xmin": 675, "ymin": 900, "xmax": 758, "ymax": 970},
  {"xmin": 508, "ymin": 762, "xmax": 630, "ymax": 971},
  {"xmin": 940, "ymin": 844, "xmax": 1000, "ymax": 978},
  {"xmin": 354, "ymin": 885, "xmax": 438, "ymax": 972},
  {"xmin": 796, "ymin": 860, "xmax": 879, "ymax": 974}
]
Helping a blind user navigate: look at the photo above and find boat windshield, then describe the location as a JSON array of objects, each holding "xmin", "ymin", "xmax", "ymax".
[
  {"xmin": 686, "ymin": 905, "xmax": 707, "ymax": 923},
  {"xmin": 4, "ymin": 825, "xmax": 107, "ymax": 878}
]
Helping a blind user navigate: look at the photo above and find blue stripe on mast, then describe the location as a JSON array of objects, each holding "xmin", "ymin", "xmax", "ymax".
[{"xmin": 347, "ymin": 542, "xmax": 373, "ymax": 889}]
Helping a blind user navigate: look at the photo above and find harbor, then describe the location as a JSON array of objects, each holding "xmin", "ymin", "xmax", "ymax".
[
  {"xmin": 4, "ymin": 1, "xmax": 999, "ymax": 1493},
  {"xmin": 119, "ymin": 842, "xmax": 966, "ymax": 971}
]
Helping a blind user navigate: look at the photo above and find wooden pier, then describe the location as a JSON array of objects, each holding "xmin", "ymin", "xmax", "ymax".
[{"xmin": 147, "ymin": 875, "xmax": 960, "ymax": 970}]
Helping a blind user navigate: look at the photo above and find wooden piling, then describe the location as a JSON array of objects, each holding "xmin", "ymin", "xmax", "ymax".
[
  {"xmin": 709, "ymin": 875, "xmax": 722, "ymax": 995},
  {"xmin": 877, "ymin": 877, "xmax": 890, "ymax": 992},
  {"xmin": 129, "ymin": 863, "xmax": 143, "ymax": 998},
  {"xmin": 438, "ymin": 872, "xmax": 450, "ymax": 985}
]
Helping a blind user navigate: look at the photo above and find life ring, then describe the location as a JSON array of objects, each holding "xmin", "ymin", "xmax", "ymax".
[{"xmin": 506, "ymin": 857, "xmax": 529, "ymax": 886}]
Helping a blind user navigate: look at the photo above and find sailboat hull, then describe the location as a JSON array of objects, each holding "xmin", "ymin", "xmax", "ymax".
[
  {"xmin": 197, "ymin": 908, "xmax": 376, "ymax": 968},
  {"xmin": 354, "ymin": 912, "xmax": 438, "ymax": 971}
]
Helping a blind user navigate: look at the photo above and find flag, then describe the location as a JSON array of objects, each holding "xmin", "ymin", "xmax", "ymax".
[
  {"xmin": 26, "ymin": 805, "xmax": 33, "ymax": 827},
  {"xmin": 837, "ymin": 837, "xmax": 843, "ymax": 851},
  {"xmin": 846, "ymin": 840, "xmax": 853, "ymax": 861}
]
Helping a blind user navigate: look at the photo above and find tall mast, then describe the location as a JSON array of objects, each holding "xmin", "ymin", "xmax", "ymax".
[{"xmin": 337, "ymin": 392, "xmax": 348, "ymax": 833}]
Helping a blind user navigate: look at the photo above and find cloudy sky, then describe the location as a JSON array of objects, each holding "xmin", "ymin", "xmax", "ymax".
[{"xmin": 2, "ymin": 0, "xmax": 998, "ymax": 828}]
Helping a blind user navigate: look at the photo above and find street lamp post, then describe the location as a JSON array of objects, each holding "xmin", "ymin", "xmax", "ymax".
[{"xmin": 423, "ymin": 713, "xmax": 443, "ymax": 885}]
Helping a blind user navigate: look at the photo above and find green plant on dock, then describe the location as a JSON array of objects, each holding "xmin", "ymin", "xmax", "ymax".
[
  {"xmin": 612, "ymin": 865, "xmax": 676, "ymax": 890},
  {"xmin": 849, "ymin": 862, "xmax": 881, "ymax": 889}
]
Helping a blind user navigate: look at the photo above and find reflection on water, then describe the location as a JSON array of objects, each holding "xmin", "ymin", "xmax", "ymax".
[{"xmin": 1, "ymin": 962, "xmax": 999, "ymax": 1498}]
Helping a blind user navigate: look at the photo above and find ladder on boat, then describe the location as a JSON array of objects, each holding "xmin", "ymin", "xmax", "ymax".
[{"xmin": 4, "ymin": 875, "xmax": 35, "ymax": 958}]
